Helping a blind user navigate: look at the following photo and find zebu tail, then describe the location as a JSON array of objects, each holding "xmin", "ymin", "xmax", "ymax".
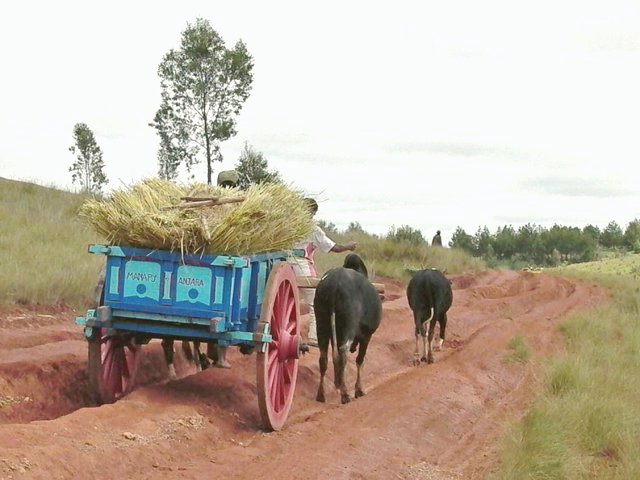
[{"xmin": 331, "ymin": 311, "xmax": 340, "ymax": 385}]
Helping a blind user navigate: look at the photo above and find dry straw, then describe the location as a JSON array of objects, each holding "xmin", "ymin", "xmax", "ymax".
[{"xmin": 79, "ymin": 179, "xmax": 315, "ymax": 256}]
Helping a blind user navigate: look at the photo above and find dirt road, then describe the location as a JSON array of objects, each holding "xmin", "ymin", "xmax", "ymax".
[{"xmin": 0, "ymin": 270, "xmax": 608, "ymax": 479}]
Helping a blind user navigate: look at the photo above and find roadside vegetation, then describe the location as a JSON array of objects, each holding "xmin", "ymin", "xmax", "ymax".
[{"xmin": 493, "ymin": 254, "xmax": 640, "ymax": 479}]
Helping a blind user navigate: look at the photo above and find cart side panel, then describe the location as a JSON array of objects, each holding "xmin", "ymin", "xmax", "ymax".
[{"xmin": 98, "ymin": 246, "xmax": 289, "ymax": 334}]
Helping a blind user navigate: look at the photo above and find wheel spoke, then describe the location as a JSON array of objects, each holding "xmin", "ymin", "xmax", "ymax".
[
  {"xmin": 277, "ymin": 365, "xmax": 289, "ymax": 410},
  {"xmin": 101, "ymin": 337, "xmax": 110, "ymax": 364},
  {"xmin": 124, "ymin": 343, "xmax": 137, "ymax": 380},
  {"xmin": 269, "ymin": 362, "xmax": 280, "ymax": 404},
  {"xmin": 275, "ymin": 288, "xmax": 288, "ymax": 330},
  {"xmin": 268, "ymin": 349, "xmax": 278, "ymax": 368},
  {"xmin": 284, "ymin": 300, "xmax": 296, "ymax": 334},
  {"xmin": 102, "ymin": 342, "xmax": 114, "ymax": 382},
  {"xmin": 272, "ymin": 290, "xmax": 283, "ymax": 333},
  {"xmin": 122, "ymin": 350, "xmax": 130, "ymax": 378},
  {"xmin": 283, "ymin": 360, "xmax": 293, "ymax": 385},
  {"xmin": 113, "ymin": 348, "xmax": 124, "ymax": 395},
  {"xmin": 275, "ymin": 364, "xmax": 285, "ymax": 411}
]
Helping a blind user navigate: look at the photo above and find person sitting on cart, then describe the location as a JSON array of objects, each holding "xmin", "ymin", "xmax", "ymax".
[
  {"xmin": 291, "ymin": 198, "xmax": 358, "ymax": 347},
  {"xmin": 217, "ymin": 170, "xmax": 240, "ymax": 188}
]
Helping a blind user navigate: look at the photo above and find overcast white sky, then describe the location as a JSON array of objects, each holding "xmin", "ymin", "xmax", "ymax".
[{"xmin": 1, "ymin": 0, "xmax": 639, "ymax": 243}]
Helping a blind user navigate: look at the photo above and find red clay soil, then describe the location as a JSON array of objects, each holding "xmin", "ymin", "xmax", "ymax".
[{"xmin": 0, "ymin": 270, "xmax": 608, "ymax": 480}]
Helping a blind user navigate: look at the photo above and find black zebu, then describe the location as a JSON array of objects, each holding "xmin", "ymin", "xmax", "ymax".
[
  {"xmin": 314, "ymin": 253, "xmax": 382, "ymax": 404},
  {"xmin": 406, "ymin": 268, "xmax": 453, "ymax": 365}
]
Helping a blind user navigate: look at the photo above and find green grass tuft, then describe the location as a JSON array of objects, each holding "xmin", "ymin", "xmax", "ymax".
[{"xmin": 505, "ymin": 335, "xmax": 530, "ymax": 363}]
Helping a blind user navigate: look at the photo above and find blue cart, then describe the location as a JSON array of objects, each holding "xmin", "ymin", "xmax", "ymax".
[{"xmin": 75, "ymin": 244, "xmax": 305, "ymax": 431}]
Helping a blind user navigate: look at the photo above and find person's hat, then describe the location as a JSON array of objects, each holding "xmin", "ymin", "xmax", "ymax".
[{"xmin": 217, "ymin": 170, "xmax": 240, "ymax": 186}]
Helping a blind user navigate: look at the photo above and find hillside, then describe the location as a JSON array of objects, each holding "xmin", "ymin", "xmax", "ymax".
[{"xmin": 0, "ymin": 177, "xmax": 103, "ymax": 307}]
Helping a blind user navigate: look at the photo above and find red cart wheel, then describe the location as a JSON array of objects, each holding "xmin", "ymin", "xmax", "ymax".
[
  {"xmin": 257, "ymin": 262, "xmax": 301, "ymax": 431},
  {"xmin": 88, "ymin": 329, "xmax": 140, "ymax": 404}
]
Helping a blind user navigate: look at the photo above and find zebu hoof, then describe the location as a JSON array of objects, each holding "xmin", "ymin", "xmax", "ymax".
[
  {"xmin": 316, "ymin": 391, "xmax": 326, "ymax": 403},
  {"xmin": 427, "ymin": 354, "xmax": 434, "ymax": 364},
  {"xmin": 341, "ymin": 394, "xmax": 351, "ymax": 404},
  {"xmin": 355, "ymin": 389, "xmax": 365, "ymax": 398},
  {"xmin": 215, "ymin": 360, "xmax": 231, "ymax": 369},
  {"xmin": 420, "ymin": 356, "xmax": 428, "ymax": 363},
  {"xmin": 198, "ymin": 353, "xmax": 210, "ymax": 370}
]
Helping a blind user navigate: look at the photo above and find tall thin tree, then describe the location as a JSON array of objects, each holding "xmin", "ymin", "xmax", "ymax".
[
  {"xmin": 68, "ymin": 123, "xmax": 107, "ymax": 193},
  {"xmin": 150, "ymin": 18, "xmax": 254, "ymax": 184}
]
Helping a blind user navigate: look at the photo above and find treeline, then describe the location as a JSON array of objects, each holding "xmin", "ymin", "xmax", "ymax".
[{"xmin": 449, "ymin": 220, "xmax": 640, "ymax": 266}]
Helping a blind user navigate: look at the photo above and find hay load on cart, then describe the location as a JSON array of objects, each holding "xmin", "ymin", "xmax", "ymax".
[
  {"xmin": 79, "ymin": 178, "xmax": 315, "ymax": 255},
  {"xmin": 75, "ymin": 178, "xmax": 317, "ymax": 431}
]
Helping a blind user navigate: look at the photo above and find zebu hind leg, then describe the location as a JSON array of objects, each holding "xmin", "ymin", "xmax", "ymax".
[
  {"xmin": 413, "ymin": 309, "xmax": 425, "ymax": 366},
  {"xmin": 335, "ymin": 343, "xmax": 351, "ymax": 404},
  {"xmin": 434, "ymin": 312, "xmax": 447, "ymax": 351},
  {"xmin": 420, "ymin": 309, "xmax": 434, "ymax": 364},
  {"xmin": 354, "ymin": 336, "xmax": 371, "ymax": 398},
  {"xmin": 426, "ymin": 314, "xmax": 438, "ymax": 364},
  {"xmin": 316, "ymin": 340, "xmax": 329, "ymax": 402}
]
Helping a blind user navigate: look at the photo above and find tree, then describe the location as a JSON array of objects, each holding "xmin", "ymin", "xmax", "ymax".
[
  {"xmin": 582, "ymin": 224, "xmax": 601, "ymax": 243},
  {"xmin": 150, "ymin": 18, "xmax": 254, "ymax": 184},
  {"xmin": 154, "ymin": 101, "xmax": 188, "ymax": 180},
  {"xmin": 623, "ymin": 219, "xmax": 640, "ymax": 249},
  {"xmin": 68, "ymin": 123, "xmax": 107, "ymax": 193},
  {"xmin": 516, "ymin": 223, "xmax": 545, "ymax": 264},
  {"xmin": 493, "ymin": 225, "xmax": 517, "ymax": 259},
  {"xmin": 449, "ymin": 227, "xmax": 475, "ymax": 254},
  {"xmin": 600, "ymin": 221, "xmax": 624, "ymax": 248},
  {"xmin": 474, "ymin": 226, "xmax": 493, "ymax": 257},
  {"xmin": 347, "ymin": 221, "xmax": 365, "ymax": 233},
  {"xmin": 235, "ymin": 142, "xmax": 282, "ymax": 188},
  {"xmin": 387, "ymin": 225, "xmax": 425, "ymax": 244},
  {"xmin": 316, "ymin": 219, "xmax": 338, "ymax": 236}
]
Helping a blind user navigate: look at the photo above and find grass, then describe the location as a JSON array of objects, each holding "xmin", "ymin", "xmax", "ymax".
[
  {"xmin": 492, "ymin": 255, "xmax": 640, "ymax": 479},
  {"xmin": 0, "ymin": 177, "xmax": 104, "ymax": 308},
  {"xmin": 562, "ymin": 252, "xmax": 640, "ymax": 278},
  {"xmin": 504, "ymin": 335, "xmax": 530, "ymax": 364}
]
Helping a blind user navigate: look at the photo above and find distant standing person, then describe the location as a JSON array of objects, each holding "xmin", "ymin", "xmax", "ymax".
[
  {"xmin": 432, "ymin": 230, "xmax": 443, "ymax": 247},
  {"xmin": 292, "ymin": 198, "xmax": 358, "ymax": 347}
]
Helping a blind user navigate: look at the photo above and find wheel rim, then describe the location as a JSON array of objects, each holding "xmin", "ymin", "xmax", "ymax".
[
  {"xmin": 88, "ymin": 329, "xmax": 139, "ymax": 404},
  {"xmin": 257, "ymin": 263, "xmax": 301, "ymax": 431}
]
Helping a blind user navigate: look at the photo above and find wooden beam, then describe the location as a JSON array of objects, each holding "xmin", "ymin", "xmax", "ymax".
[{"xmin": 296, "ymin": 276, "xmax": 385, "ymax": 294}]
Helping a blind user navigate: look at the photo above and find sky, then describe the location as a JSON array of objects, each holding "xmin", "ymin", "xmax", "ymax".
[{"xmin": 1, "ymin": 0, "xmax": 639, "ymax": 244}]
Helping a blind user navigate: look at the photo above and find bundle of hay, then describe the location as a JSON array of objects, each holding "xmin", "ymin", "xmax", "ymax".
[{"xmin": 79, "ymin": 179, "xmax": 315, "ymax": 256}]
